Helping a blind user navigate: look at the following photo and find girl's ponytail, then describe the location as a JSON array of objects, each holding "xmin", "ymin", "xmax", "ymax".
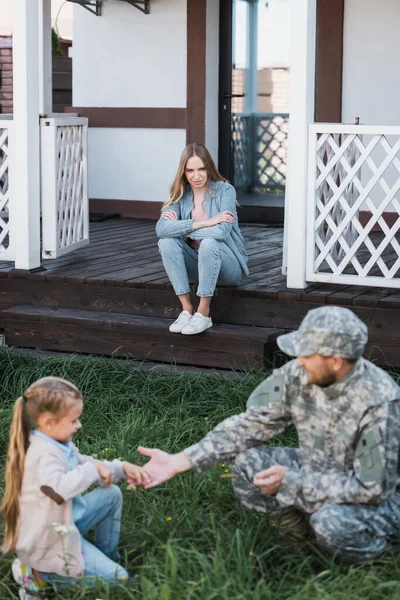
[{"xmin": 2, "ymin": 396, "xmax": 30, "ymax": 553}]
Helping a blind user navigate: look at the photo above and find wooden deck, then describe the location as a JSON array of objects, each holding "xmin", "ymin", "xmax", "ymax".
[{"xmin": 1, "ymin": 218, "xmax": 400, "ymax": 368}]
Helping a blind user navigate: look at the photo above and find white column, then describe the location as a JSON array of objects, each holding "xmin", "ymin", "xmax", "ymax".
[
  {"xmin": 12, "ymin": 0, "xmax": 41, "ymax": 270},
  {"xmin": 38, "ymin": 0, "xmax": 52, "ymax": 116},
  {"xmin": 285, "ymin": 0, "xmax": 316, "ymax": 288}
]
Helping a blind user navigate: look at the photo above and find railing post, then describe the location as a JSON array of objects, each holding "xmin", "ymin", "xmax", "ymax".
[
  {"xmin": 285, "ymin": 0, "xmax": 317, "ymax": 288},
  {"xmin": 12, "ymin": 0, "xmax": 41, "ymax": 270}
]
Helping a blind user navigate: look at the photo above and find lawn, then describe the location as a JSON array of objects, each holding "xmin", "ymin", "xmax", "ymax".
[{"xmin": 0, "ymin": 351, "xmax": 399, "ymax": 599}]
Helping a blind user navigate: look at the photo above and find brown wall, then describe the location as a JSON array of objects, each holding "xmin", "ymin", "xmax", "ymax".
[
  {"xmin": 52, "ymin": 56, "xmax": 72, "ymax": 113},
  {"xmin": 0, "ymin": 40, "xmax": 13, "ymax": 114},
  {"xmin": 315, "ymin": 0, "xmax": 345, "ymax": 122}
]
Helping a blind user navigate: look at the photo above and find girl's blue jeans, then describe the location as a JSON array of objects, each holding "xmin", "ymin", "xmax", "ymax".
[
  {"xmin": 40, "ymin": 485, "xmax": 128, "ymax": 588},
  {"xmin": 158, "ymin": 237, "xmax": 243, "ymax": 297}
]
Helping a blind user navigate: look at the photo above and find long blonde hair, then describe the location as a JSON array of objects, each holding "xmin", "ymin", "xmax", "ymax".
[
  {"xmin": 162, "ymin": 143, "xmax": 226, "ymax": 209},
  {"xmin": 1, "ymin": 376, "xmax": 82, "ymax": 553}
]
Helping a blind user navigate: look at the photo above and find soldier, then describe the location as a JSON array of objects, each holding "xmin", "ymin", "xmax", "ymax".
[{"xmin": 139, "ymin": 306, "xmax": 400, "ymax": 563}]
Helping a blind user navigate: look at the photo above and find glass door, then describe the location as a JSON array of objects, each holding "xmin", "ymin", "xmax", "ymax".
[{"xmin": 219, "ymin": 0, "xmax": 290, "ymax": 197}]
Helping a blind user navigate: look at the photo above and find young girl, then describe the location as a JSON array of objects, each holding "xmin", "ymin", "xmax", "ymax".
[
  {"xmin": 156, "ymin": 143, "xmax": 249, "ymax": 335},
  {"xmin": 2, "ymin": 376, "xmax": 149, "ymax": 600}
]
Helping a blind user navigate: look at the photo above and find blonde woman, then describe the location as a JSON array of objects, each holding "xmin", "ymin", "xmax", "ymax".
[{"xmin": 156, "ymin": 143, "xmax": 249, "ymax": 335}]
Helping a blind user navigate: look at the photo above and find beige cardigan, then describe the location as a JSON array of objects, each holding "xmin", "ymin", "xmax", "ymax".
[{"xmin": 16, "ymin": 435, "xmax": 126, "ymax": 577}]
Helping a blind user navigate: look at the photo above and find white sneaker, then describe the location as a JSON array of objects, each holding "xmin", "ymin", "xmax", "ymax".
[
  {"xmin": 181, "ymin": 312, "xmax": 213, "ymax": 335},
  {"xmin": 169, "ymin": 310, "xmax": 193, "ymax": 333}
]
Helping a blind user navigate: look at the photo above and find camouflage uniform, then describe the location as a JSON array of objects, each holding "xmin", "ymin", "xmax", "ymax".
[{"xmin": 185, "ymin": 306, "xmax": 400, "ymax": 563}]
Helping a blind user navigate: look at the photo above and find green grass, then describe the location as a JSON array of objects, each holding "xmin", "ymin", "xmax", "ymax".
[{"xmin": 0, "ymin": 351, "xmax": 399, "ymax": 599}]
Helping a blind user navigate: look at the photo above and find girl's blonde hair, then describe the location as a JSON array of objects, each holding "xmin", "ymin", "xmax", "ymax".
[
  {"xmin": 162, "ymin": 143, "xmax": 226, "ymax": 209},
  {"xmin": 1, "ymin": 376, "xmax": 82, "ymax": 553}
]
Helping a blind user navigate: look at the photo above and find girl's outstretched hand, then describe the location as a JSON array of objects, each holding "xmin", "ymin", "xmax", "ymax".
[
  {"xmin": 92, "ymin": 460, "xmax": 112, "ymax": 487},
  {"xmin": 123, "ymin": 462, "xmax": 152, "ymax": 487}
]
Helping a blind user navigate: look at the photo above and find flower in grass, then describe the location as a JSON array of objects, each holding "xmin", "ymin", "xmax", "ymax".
[
  {"xmin": 166, "ymin": 516, "xmax": 172, "ymax": 522},
  {"xmin": 122, "ymin": 575, "xmax": 128, "ymax": 580},
  {"xmin": 224, "ymin": 469, "xmax": 229, "ymax": 473},
  {"xmin": 204, "ymin": 417, "xmax": 209, "ymax": 421},
  {"xmin": 118, "ymin": 456, "xmax": 123, "ymax": 460},
  {"xmin": 221, "ymin": 463, "xmax": 225, "ymax": 467},
  {"xmin": 249, "ymin": 551, "xmax": 253, "ymax": 556},
  {"xmin": 52, "ymin": 522, "xmax": 74, "ymax": 536},
  {"xmin": 127, "ymin": 484, "xmax": 137, "ymax": 491}
]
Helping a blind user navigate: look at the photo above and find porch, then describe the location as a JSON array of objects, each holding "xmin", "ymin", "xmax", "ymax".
[{"xmin": 1, "ymin": 218, "xmax": 400, "ymax": 370}]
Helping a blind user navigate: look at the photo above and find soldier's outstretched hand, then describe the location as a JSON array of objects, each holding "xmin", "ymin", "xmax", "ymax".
[
  {"xmin": 253, "ymin": 465, "xmax": 287, "ymax": 495},
  {"xmin": 138, "ymin": 446, "xmax": 192, "ymax": 488}
]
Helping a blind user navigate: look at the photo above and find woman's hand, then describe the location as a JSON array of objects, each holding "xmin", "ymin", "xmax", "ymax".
[
  {"xmin": 193, "ymin": 211, "xmax": 235, "ymax": 230},
  {"xmin": 161, "ymin": 210, "xmax": 178, "ymax": 221},
  {"xmin": 93, "ymin": 460, "xmax": 113, "ymax": 487}
]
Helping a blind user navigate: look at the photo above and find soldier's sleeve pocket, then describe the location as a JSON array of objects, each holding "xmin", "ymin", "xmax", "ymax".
[
  {"xmin": 246, "ymin": 373, "xmax": 285, "ymax": 409},
  {"xmin": 355, "ymin": 428, "xmax": 384, "ymax": 482}
]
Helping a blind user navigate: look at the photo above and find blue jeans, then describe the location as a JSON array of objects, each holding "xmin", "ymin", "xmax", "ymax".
[
  {"xmin": 40, "ymin": 485, "xmax": 128, "ymax": 588},
  {"xmin": 158, "ymin": 237, "xmax": 243, "ymax": 297}
]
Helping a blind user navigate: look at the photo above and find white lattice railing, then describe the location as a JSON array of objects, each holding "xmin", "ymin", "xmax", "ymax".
[
  {"xmin": 0, "ymin": 117, "xmax": 14, "ymax": 261},
  {"xmin": 41, "ymin": 116, "xmax": 89, "ymax": 258},
  {"xmin": 306, "ymin": 124, "xmax": 400, "ymax": 288}
]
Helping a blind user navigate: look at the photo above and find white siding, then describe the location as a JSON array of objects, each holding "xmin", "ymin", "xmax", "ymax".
[
  {"xmin": 342, "ymin": 0, "xmax": 400, "ymax": 125},
  {"xmin": 73, "ymin": 0, "xmax": 188, "ymax": 203},
  {"xmin": 88, "ymin": 128, "xmax": 186, "ymax": 202},
  {"xmin": 73, "ymin": 0, "xmax": 187, "ymax": 108},
  {"xmin": 342, "ymin": 0, "xmax": 400, "ymax": 212}
]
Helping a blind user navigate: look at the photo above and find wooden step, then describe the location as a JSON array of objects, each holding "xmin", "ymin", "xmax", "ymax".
[{"xmin": 2, "ymin": 306, "xmax": 284, "ymax": 370}]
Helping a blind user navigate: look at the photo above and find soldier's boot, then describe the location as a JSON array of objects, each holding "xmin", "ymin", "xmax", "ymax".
[{"xmin": 269, "ymin": 509, "xmax": 314, "ymax": 540}]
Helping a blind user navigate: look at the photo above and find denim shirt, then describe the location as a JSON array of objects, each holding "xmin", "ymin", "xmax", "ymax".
[
  {"xmin": 32, "ymin": 430, "xmax": 87, "ymax": 522},
  {"xmin": 155, "ymin": 181, "xmax": 249, "ymax": 276}
]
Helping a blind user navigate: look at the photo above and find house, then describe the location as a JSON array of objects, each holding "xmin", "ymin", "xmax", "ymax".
[{"xmin": 1, "ymin": 0, "xmax": 400, "ymax": 370}]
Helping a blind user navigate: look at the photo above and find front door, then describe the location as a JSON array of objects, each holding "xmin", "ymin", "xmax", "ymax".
[{"xmin": 219, "ymin": 0, "xmax": 290, "ymax": 200}]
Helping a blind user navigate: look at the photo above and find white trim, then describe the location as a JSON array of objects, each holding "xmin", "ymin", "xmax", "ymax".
[
  {"xmin": 41, "ymin": 117, "xmax": 89, "ymax": 127},
  {"xmin": 306, "ymin": 273, "xmax": 400, "ymax": 289},
  {"xmin": 12, "ymin": 0, "xmax": 41, "ymax": 270},
  {"xmin": 285, "ymin": 0, "xmax": 317, "ymax": 288},
  {"xmin": 40, "ymin": 123, "xmax": 57, "ymax": 256},
  {"xmin": 41, "ymin": 117, "xmax": 89, "ymax": 259},
  {"xmin": 305, "ymin": 124, "xmax": 318, "ymax": 281},
  {"xmin": 0, "ymin": 119, "xmax": 15, "ymax": 260},
  {"xmin": 310, "ymin": 123, "xmax": 400, "ymax": 135}
]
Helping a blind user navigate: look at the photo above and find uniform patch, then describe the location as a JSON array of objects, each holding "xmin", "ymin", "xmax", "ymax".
[
  {"xmin": 355, "ymin": 428, "xmax": 384, "ymax": 483},
  {"xmin": 246, "ymin": 373, "xmax": 285, "ymax": 409}
]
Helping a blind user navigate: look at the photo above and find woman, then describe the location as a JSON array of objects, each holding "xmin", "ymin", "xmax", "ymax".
[{"xmin": 156, "ymin": 143, "xmax": 248, "ymax": 335}]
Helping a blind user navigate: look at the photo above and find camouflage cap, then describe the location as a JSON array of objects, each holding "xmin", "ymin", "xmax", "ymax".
[{"xmin": 277, "ymin": 306, "xmax": 368, "ymax": 359}]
